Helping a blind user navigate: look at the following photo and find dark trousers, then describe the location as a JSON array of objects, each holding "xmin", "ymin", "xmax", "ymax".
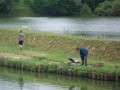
[{"xmin": 81, "ymin": 56, "xmax": 87, "ymax": 66}]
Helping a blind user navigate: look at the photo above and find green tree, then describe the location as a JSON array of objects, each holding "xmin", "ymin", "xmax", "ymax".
[
  {"xmin": 31, "ymin": 0, "xmax": 81, "ymax": 16},
  {"xmin": 24, "ymin": 0, "xmax": 33, "ymax": 6},
  {"xmin": 46, "ymin": 0, "xmax": 80, "ymax": 16},
  {"xmin": 31, "ymin": 0, "xmax": 49, "ymax": 15},
  {"xmin": 80, "ymin": 3, "xmax": 93, "ymax": 16},
  {"xmin": 0, "ymin": 0, "xmax": 18, "ymax": 14},
  {"xmin": 81, "ymin": 0, "xmax": 105, "ymax": 11},
  {"xmin": 94, "ymin": 0, "xmax": 113, "ymax": 16},
  {"xmin": 111, "ymin": 0, "xmax": 120, "ymax": 16}
]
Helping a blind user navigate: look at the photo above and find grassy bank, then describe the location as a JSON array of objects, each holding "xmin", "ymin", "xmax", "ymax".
[
  {"xmin": 0, "ymin": 29, "xmax": 120, "ymax": 81},
  {"xmin": 0, "ymin": 29, "xmax": 119, "ymax": 60}
]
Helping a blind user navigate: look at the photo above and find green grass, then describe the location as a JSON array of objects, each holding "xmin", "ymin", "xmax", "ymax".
[
  {"xmin": 0, "ymin": 29, "xmax": 120, "ymax": 63},
  {"xmin": 0, "ymin": 41, "xmax": 119, "ymax": 67},
  {"xmin": 0, "ymin": 42, "xmax": 78, "ymax": 63}
]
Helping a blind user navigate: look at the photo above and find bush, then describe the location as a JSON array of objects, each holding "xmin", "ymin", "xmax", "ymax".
[
  {"xmin": 94, "ymin": 0, "xmax": 113, "ymax": 16},
  {"xmin": 80, "ymin": 3, "xmax": 93, "ymax": 16},
  {"xmin": 111, "ymin": 0, "xmax": 120, "ymax": 16},
  {"xmin": 31, "ymin": 0, "xmax": 81, "ymax": 16}
]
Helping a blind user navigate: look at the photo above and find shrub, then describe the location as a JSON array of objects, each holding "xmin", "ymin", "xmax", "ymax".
[
  {"xmin": 80, "ymin": 3, "xmax": 93, "ymax": 16},
  {"xmin": 94, "ymin": 0, "xmax": 113, "ymax": 16},
  {"xmin": 111, "ymin": 0, "xmax": 120, "ymax": 16}
]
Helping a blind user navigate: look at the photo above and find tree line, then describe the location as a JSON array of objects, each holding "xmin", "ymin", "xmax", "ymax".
[
  {"xmin": 0, "ymin": 0, "xmax": 120, "ymax": 16},
  {"xmin": 0, "ymin": 0, "xmax": 19, "ymax": 14}
]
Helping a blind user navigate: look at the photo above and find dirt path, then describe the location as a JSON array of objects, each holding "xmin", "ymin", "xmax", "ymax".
[{"xmin": 0, "ymin": 52, "xmax": 31, "ymax": 59}]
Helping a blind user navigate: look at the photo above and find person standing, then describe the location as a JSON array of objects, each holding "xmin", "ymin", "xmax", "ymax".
[
  {"xmin": 18, "ymin": 30, "xmax": 24, "ymax": 50},
  {"xmin": 76, "ymin": 47, "xmax": 88, "ymax": 66}
]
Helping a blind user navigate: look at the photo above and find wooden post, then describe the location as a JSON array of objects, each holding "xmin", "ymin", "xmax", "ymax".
[
  {"xmin": 104, "ymin": 73, "xmax": 107, "ymax": 81},
  {"xmin": 116, "ymin": 72, "xmax": 118, "ymax": 82},
  {"xmin": 97, "ymin": 74, "xmax": 100, "ymax": 80},
  {"xmin": 92, "ymin": 73, "xmax": 95, "ymax": 79},
  {"xmin": 100, "ymin": 73, "xmax": 103, "ymax": 80}
]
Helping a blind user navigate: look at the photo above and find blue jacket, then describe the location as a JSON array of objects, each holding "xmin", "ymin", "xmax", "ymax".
[{"xmin": 80, "ymin": 48, "xmax": 88, "ymax": 58}]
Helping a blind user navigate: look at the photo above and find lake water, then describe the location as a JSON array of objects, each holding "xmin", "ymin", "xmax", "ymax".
[
  {"xmin": 0, "ymin": 66, "xmax": 120, "ymax": 90},
  {"xmin": 0, "ymin": 17, "xmax": 120, "ymax": 40}
]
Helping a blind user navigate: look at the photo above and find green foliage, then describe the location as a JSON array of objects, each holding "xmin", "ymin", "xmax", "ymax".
[
  {"xmin": 0, "ymin": 0, "xmax": 13, "ymax": 14},
  {"xmin": 31, "ymin": 0, "xmax": 81, "ymax": 16},
  {"xmin": 94, "ymin": 0, "xmax": 113, "ymax": 16},
  {"xmin": 111, "ymin": 0, "xmax": 120, "ymax": 16},
  {"xmin": 94, "ymin": 0, "xmax": 120, "ymax": 16},
  {"xmin": 0, "ymin": 0, "xmax": 120, "ymax": 16},
  {"xmin": 0, "ymin": 0, "xmax": 35, "ymax": 16},
  {"xmin": 31, "ymin": 0, "xmax": 49, "ymax": 15},
  {"xmin": 0, "ymin": 0, "xmax": 18, "ymax": 14},
  {"xmin": 24, "ymin": 0, "xmax": 33, "ymax": 5},
  {"xmin": 80, "ymin": 3, "xmax": 93, "ymax": 16},
  {"xmin": 81, "ymin": 0, "xmax": 105, "ymax": 11},
  {"xmin": 15, "ymin": 0, "xmax": 20, "ymax": 2}
]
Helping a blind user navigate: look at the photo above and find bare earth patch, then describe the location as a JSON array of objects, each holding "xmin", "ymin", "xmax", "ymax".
[{"xmin": 0, "ymin": 52, "xmax": 31, "ymax": 59}]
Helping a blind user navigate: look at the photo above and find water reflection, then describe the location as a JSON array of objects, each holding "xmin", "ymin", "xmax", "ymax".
[
  {"xmin": 69, "ymin": 86, "xmax": 75, "ymax": 90},
  {"xmin": 18, "ymin": 77, "xmax": 24, "ymax": 90},
  {"xmin": 0, "ymin": 67, "xmax": 120, "ymax": 90},
  {"xmin": 69, "ymin": 86, "xmax": 84, "ymax": 90},
  {"xmin": 81, "ymin": 86, "xmax": 87, "ymax": 90}
]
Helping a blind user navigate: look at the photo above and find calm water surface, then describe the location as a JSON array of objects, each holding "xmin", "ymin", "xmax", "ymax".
[
  {"xmin": 0, "ymin": 67, "xmax": 120, "ymax": 90},
  {"xmin": 0, "ymin": 17, "xmax": 120, "ymax": 40}
]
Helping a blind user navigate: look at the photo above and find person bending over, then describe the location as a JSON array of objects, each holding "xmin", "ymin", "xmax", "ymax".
[{"xmin": 76, "ymin": 47, "xmax": 88, "ymax": 66}]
